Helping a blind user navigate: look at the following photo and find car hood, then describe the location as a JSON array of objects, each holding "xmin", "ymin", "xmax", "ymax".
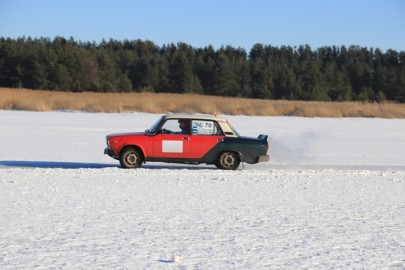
[{"xmin": 106, "ymin": 132, "xmax": 145, "ymax": 139}]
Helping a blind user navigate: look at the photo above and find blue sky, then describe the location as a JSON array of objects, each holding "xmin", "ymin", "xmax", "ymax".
[{"xmin": 1, "ymin": 0, "xmax": 404, "ymax": 52}]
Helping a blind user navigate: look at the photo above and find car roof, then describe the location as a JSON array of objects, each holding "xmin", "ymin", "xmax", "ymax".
[{"xmin": 164, "ymin": 114, "xmax": 227, "ymax": 122}]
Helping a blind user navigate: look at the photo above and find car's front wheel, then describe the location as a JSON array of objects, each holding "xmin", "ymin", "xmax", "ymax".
[
  {"xmin": 119, "ymin": 147, "xmax": 143, "ymax": 169},
  {"xmin": 215, "ymin": 151, "xmax": 240, "ymax": 170}
]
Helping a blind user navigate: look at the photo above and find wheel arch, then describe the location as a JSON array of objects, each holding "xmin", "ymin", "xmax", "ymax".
[
  {"xmin": 217, "ymin": 149, "xmax": 243, "ymax": 163},
  {"xmin": 119, "ymin": 145, "xmax": 145, "ymax": 159}
]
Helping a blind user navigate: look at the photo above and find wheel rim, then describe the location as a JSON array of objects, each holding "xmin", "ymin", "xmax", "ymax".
[
  {"xmin": 221, "ymin": 153, "xmax": 236, "ymax": 169},
  {"xmin": 125, "ymin": 152, "xmax": 138, "ymax": 166}
]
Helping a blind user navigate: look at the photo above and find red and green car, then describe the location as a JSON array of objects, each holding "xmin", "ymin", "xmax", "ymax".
[{"xmin": 104, "ymin": 114, "xmax": 269, "ymax": 170}]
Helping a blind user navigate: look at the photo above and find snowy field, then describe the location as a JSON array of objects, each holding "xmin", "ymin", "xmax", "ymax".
[{"xmin": 1, "ymin": 110, "xmax": 405, "ymax": 269}]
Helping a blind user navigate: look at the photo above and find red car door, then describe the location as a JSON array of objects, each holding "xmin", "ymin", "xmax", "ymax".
[
  {"xmin": 152, "ymin": 119, "xmax": 191, "ymax": 159},
  {"xmin": 189, "ymin": 120, "xmax": 225, "ymax": 159}
]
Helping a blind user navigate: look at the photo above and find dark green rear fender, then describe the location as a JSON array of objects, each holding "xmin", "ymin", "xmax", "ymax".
[{"xmin": 201, "ymin": 136, "xmax": 268, "ymax": 164}]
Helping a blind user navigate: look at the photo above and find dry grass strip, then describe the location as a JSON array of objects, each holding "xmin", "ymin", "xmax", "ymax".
[{"xmin": 1, "ymin": 88, "xmax": 404, "ymax": 118}]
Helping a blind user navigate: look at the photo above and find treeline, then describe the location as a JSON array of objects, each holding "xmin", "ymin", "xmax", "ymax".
[{"xmin": 1, "ymin": 36, "xmax": 404, "ymax": 102}]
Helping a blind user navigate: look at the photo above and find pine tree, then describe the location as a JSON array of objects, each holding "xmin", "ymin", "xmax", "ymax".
[{"xmin": 213, "ymin": 50, "xmax": 239, "ymax": 96}]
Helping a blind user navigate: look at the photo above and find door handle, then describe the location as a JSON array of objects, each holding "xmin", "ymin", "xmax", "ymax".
[{"xmin": 183, "ymin": 137, "xmax": 190, "ymax": 140}]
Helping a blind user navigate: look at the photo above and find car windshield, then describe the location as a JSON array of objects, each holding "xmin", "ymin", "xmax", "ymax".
[{"xmin": 147, "ymin": 116, "xmax": 165, "ymax": 134}]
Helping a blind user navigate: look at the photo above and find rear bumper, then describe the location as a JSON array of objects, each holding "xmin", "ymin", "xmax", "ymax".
[{"xmin": 258, "ymin": 154, "xmax": 270, "ymax": 163}]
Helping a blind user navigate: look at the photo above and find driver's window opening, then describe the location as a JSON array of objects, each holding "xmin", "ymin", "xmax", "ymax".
[{"xmin": 160, "ymin": 119, "xmax": 190, "ymax": 135}]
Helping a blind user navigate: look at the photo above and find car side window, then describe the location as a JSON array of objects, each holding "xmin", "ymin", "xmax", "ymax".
[
  {"xmin": 191, "ymin": 120, "xmax": 223, "ymax": 136},
  {"xmin": 159, "ymin": 119, "xmax": 190, "ymax": 134}
]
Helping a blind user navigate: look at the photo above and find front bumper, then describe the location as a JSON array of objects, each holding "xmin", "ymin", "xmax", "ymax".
[
  {"xmin": 258, "ymin": 154, "xmax": 270, "ymax": 163},
  {"xmin": 104, "ymin": 147, "xmax": 116, "ymax": 159}
]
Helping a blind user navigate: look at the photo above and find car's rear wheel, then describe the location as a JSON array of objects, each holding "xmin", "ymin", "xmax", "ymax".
[
  {"xmin": 215, "ymin": 151, "xmax": 240, "ymax": 170},
  {"xmin": 119, "ymin": 147, "xmax": 143, "ymax": 169}
]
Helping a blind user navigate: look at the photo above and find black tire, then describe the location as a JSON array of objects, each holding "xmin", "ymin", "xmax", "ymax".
[
  {"xmin": 215, "ymin": 152, "xmax": 240, "ymax": 170},
  {"xmin": 119, "ymin": 147, "xmax": 143, "ymax": 169}
]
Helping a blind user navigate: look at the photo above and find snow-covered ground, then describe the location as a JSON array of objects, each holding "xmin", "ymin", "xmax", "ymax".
[{"xmin": 1, "ymin": 110, "xmax": 404, "ymax": 269}]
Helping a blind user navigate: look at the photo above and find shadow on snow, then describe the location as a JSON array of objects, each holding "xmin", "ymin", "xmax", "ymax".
[
  {"xmin": 0, "ymin": 160, "xmax": 218, "ymax": 170},
  {"xmin": 0, "ymin": 160, "xmax": 117, "ymax": 169}
]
